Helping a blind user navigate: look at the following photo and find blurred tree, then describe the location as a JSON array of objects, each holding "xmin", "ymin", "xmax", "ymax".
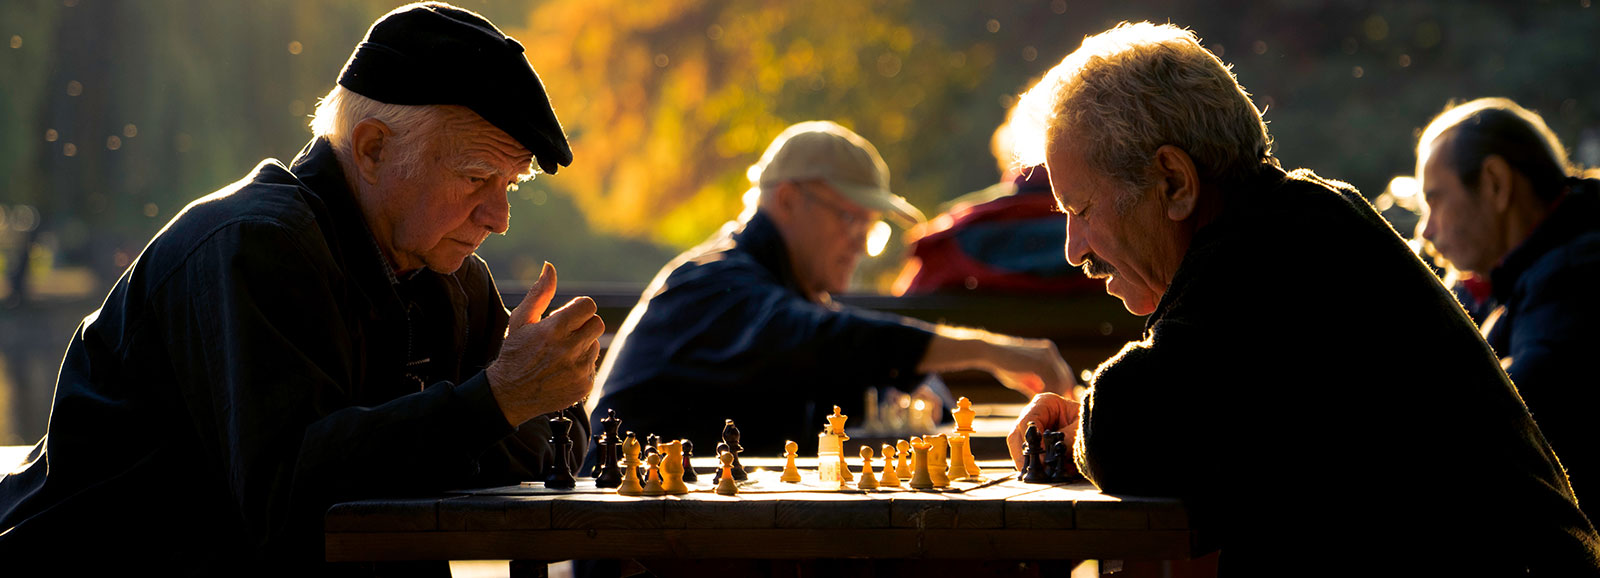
[{"xmin": 513, "ymin": 0, "xmax": 987, "ymax": 249}]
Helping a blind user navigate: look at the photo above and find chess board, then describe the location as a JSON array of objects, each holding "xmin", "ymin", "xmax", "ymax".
[{"xmin": 468, "ymin": 467, "xmax": 1014, "ymax": 496}]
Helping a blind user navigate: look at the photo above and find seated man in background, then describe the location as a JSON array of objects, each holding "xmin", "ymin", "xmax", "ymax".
[
  {"xmin": 0, "ymin": 4, "xmax": 599, "ymax": 574},
  {"xmin": 1414, "ymin": 97, "xmax": 1600, "ymax": 518},
  {"xmin": 590, "ymin": 121, "xmax": 1076, "ymax": 455},
  {"xmin": 1007, "ymin": 23, "xmax": 1598, "ymax": 574},
  {"xmin": 895, "ymin": 104, "xmax": 1095, "ymax": 295}
]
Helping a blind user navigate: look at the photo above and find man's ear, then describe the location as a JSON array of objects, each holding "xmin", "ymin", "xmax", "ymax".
[
  {"xmin": 350, "ymin": 118, "xmax": 392, "ymax": 186},
  {"xmin": 1479, "ymin": 154, "xmax": 1515, "ymax": 213},
  {"xmin": 1153, "ymin": 145, "xmax": 1201, "ymax": 221},
  {"xmin": 770, "ymin": 182, "xmax": 803, "ymax": 221}
]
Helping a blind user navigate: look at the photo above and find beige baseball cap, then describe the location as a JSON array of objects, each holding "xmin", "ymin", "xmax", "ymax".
[{"xmin": 751, "ymin": 121, "xmax": 926, "ymax": 227}]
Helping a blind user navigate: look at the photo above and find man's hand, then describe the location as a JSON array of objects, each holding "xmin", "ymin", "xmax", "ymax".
[
  {"xmin": 485, "ymin": 262, "xmax": 605, "ymax": 427},
  {"xmin": 1006, "ymin": 392, "xmax": 1082, "ymax": 472},
  {"xmin": 987, "ymin": 337, "xmax": 1076, "ymax": 397}
]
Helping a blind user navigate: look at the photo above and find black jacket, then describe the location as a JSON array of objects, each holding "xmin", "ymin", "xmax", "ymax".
[
  {"xmin": 0, "ymin": 139, "xmax": 586, "ymax": 575},
  {"xmin": 590, "ymin": 212, "xmax": 934, "ymax": 455},
  {"xmin": 1077, "ymin": 167, "xmax": 1599, "ymax": 575},
  {"xmin": 1485, "ymin": 179, "xmax": 1600, "ymax": 520}
]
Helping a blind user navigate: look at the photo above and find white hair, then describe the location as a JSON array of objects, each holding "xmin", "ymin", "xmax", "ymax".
[
  {"xmin": 1012, "ymin": 22, "xmax": 1276, "ymax": 210},
  {"xmin": 309, "ymin": 86, "xmax": 441, "ymax": 178}
]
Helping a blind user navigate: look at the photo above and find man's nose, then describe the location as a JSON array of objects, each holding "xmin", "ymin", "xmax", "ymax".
[
  {"xmin": 1064, "ymin": 215, "xmax": 1088, "ymax": 266},
  {"xmin": 476, "ymin": 191, "xmax": 511, "ymax": 234}
]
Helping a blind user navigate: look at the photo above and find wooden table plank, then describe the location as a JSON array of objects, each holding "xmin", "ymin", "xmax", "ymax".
[
  {"xmin": 325, "ymin": 528, "xmax": 1196, "ymax": 561},
  {"xmin": 324, "ymin": 497, "xmax": 448, "ymax": 532},
  {"xmin": 439, "ymin": 495, "xmax": 553, "ymax": 531}
]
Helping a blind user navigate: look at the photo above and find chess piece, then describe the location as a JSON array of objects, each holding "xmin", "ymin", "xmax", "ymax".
[
  {"xmin": 617, "ymin": 433, "xmax": 644, "ymax": 496},
  {"xmin": 908, "ymin": 437, "xmax": 934, "ymax": 490},
  {"xmin": 1046, "ymin": 431, "xmax": 1074, "ymax": 482},
  {"xmin": 642, "ymin": 453, "xmax": 666, "ymax": 496},
  {"xmin": 928, "ymin": 434, "xmax": 950, "ymax": 488},
  {"xmin": 780, "ymin": 440, "xmax": 802, "ymax": 483},
  {"xmin": 952, "ymin": 397, "xmax": 982, "ymax": 478},
  {"xmin": 878, "ymin": 443, "xmax": 902, "ymax": 488},
  {"xmin": 1022, "ymin": 422, "xmax": 1050, "ymax": 483},
  {"xmin": 857, "ymin": 446, "xmax": 879, "ymax": 490},
  {"xmin": 947, "ymin": 434, "xmax": 973, "ymax": 482},
  {"xmin": 896, "ymin": 439, "xmax": 912, "ymax": 479},
  {"xmin": 829, "ymin": 406, "xmax": 852, "ymax": 481},
  {"xmin": 712, "ymin": 442, "xmax": 731, "ymax": 483},
  {"xmin": 659, "ymin": 440, "xmax": 689, "ymax": 494},
  {"xmin": 714, "ymin": 451, "xmax": 739, "ymax": 496},
  {"xmin": 680, "ymin": 439, "xmax": 698, "ymax": 483},
  {"xmin": 594, "ymin": 409, "xmax": 623, "ymax": 488},
  {"xmin": 545, "ymin": 415, "xmax": 577, "ymax": 489},
  {"xmin": 723, "ymin": 419, "xmax": 748, "ymax": 481}
]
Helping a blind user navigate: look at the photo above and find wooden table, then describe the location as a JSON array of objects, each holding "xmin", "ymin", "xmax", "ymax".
[{"xmin": 325, "ymin": 460, "xmax": 1200, "ymax": 577}]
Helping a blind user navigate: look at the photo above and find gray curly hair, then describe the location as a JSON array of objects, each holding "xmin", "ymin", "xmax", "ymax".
[{"xmin": 1013, "ymin": 22, "xmax": 1276, "ymax": 211}]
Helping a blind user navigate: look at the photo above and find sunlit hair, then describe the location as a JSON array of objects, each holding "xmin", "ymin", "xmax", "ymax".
[
  {"xmin": 309, "ymin": 86, "xmax": 440, "ymax": 178},
  {"xmin": 1012, "ymin": 22, "xmax": 1276, "ymax": 209},
  {"xmin": 1417, "ymin": 97, "xmax": 1573, "ymax": 203}
]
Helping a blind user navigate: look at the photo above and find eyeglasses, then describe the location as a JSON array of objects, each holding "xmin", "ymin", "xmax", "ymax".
[{"xmin": 797, "ymin": 183, "xmax": 874, "ymax": 233}]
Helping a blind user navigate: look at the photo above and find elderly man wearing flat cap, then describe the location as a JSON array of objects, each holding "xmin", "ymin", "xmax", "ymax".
[
  {"xmin": 0, "ymin": 3, "xmax": 597, "ymax": 573},
  {"xmin": 588, "ymin": 121, "xmax": 1076, "ymax": 455}
]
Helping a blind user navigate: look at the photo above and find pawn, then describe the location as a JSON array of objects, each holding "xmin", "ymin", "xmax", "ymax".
[
  {"xmin": 659, "ymin": 440, "xmax": 689, "ymax": 495},
  {"xmin": 712, "ymin": 442, "xmax": 732, "ymax": 484},
  {"xmin": 878, "ymin": 444, "xmax": 902, "ymax": 488},
  {"xmin": 928, "ymin": 434, "xmax": 950, "ymax": 488},
  {"xmin": 617, "ymin": 433, "xmax": 644, "ymax": 496},
  {"xmin": 642, "ymin": 453, "xmax": 666, "ymax": 496},
  {"xmin": 857, "ymin": 446, "xmax": 879, "ymax": 490},
  {"xmin": 780, "ymin": 440, "xmax": 802, "ymax": 483},
  {"xmin": 680, "ymin": 440, "xmax": 698, "ymax": 483},
  {"xmin": 714, "ymin": 451, "xmax": 739, "ymax": 496},
  {"xmin": 908, "ymin": 437, "xmax": 934, "ymax": 490},
  {"xmin": 895, "ymin": 439, "xmax": 913, "ymax": 479}
]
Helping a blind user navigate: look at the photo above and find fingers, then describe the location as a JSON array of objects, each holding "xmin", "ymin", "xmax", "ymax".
[
  {"xmin": 509, "ymin": 262, "xmax": 559, "ymax": 330},
  {"xmin": 1007, "ymin": 393, "xmax": 1077, "ymax": 471},
  {"xmin": 546, "ymin": 296, "xmax": 600, "ymax": 333}
]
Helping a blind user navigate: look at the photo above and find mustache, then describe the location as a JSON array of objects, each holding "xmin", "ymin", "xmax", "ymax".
[{"xmin": 1081, "ymin": 255, "xmax": 1117, "ymax": 278}]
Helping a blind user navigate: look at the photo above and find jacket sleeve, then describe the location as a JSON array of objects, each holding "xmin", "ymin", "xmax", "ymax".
[
  {"xmin": 165, "ymin": 221, "xmax": 515, "ymax": 560},
  {"xmin": 1075, "ymin": 319, "xmax": 1227, "ymax": 498},
  {"xmin": 660, "ymin": 270, "xmax": 935, "ymax": 402}
]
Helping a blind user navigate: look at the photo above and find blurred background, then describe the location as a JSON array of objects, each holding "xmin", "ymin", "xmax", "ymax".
[{"xmin": 2, "ymin": 0, "xmax": 1598, "ymax": 445}]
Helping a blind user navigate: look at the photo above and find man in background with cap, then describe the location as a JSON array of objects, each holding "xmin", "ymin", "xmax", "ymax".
[
  {"xmin": 0, "ymin": 3, "xmax": 598, "ymax": 573},
  {"xmin": 588, "ymin": 121, "xmax": 1075, "ymax": 455}
]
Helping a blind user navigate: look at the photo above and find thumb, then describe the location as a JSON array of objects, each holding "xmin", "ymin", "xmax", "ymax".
[{"xmin": 508, "ymin": 262, "xmax": 559, "ymax": 331}]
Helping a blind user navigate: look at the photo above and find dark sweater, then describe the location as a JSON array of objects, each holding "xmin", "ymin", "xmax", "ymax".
[
  {"xmin": 0, "ymin": 139, "xmax": 586, "ymax": 576},
  {"xmin": 1077, "ymin": 167, "xmax": 1599, "ymax": 575}
]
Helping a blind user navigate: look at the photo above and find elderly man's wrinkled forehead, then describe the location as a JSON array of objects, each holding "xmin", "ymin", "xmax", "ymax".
[{"xmin": 431, "ymin": 105, "xmax": 538, "ymax": 181}]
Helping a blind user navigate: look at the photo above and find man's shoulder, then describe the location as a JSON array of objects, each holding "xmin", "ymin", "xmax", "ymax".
[
  {"xmin": 137, "ymin": 159, "xmax": 335, "ymax": 281},
  {"xmin": 160, "ymin": 159, "xmax": 323, "ymax": 245}
]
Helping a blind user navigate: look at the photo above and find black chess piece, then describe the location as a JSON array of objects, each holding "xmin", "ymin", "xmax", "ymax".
[
  {"xmin": 723, "ymin": 419, "xmax": 747, "ymax": 481},
  {"xmin": 546, "ymin": 415, "xmax": 577, "ymax": 489},
  {"xmin": 1049, "ymin": 438, "xmax": 1073, "ymax": 482},
  {"xmin": 712, "ymin": 442, "xmax": 731, "ymax": 483},
  {"xmin": 1041, "ymin": 430, "xmax": 1066, "ymax": 481},
  {"xmin": 594, "ymin": 410, "xmax": 623, "ymax": 488},
  {"xmin": 1021, "ymin": 421, "xmax": 1050, "ymax": 483},
  {"xmin": 681, "ymin": 439, "xmax": 698, "ymax": 482}
]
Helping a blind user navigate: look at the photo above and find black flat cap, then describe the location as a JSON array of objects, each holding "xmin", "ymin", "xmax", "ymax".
[{"xmin": 337, "ymin": 2, "xmax": 573, "ymax": 174}]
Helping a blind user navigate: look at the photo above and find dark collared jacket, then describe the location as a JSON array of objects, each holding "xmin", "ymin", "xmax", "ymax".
[
  {"xmin": 1076, "ymin": 167, "xmax": 1599, "ymax": 576},
  {"xmin": 0, "ymin": 139, "xmax": 586, "ymax": 576},
  {"xmin": 1484, "ymin": 178, "xmax": 1600, "ymax": 520},
  {"xmin": 590, "ymin": 212, "xmax": 935, "ymax": 456}
]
